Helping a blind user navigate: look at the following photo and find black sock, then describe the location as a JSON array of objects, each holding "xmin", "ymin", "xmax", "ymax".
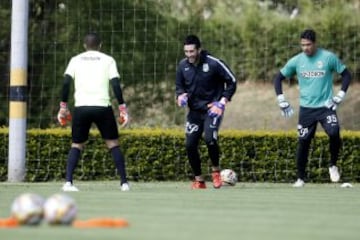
[
  {"xmin": 110, "ymin": 146, "xmax": 128, "ymax": 184},
  {"xmin": 66, "ymin": 148, "xmax": 81, "ymax": 183},
  {"xmin": 296, "ymin": 140, "xmax": 311, "ymax": 180},
  {"xmin": 329, "ymin": 135, "xmax": 341, "ymax": 166},
  {"xmin": 207, "ymin": 142, "xmax": 220, "ymax": 167}
]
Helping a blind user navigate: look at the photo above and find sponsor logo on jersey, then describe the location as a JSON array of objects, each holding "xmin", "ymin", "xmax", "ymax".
[
  {"xmin": 81, "ymin": 56, "xmax": 100, "ymax": 61},
  {"xmin": 300, "ymin": 70, "xmax": 325, "ymax": 78}
]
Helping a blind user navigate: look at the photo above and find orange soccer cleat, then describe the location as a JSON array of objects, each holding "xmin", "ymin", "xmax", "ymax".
[
  {"xmin": 191, "ymin": 180, "xmax": 206, "ymax": 189},
  {"xmin": 211, "ymin": 171, "xmax": 222, "ymax": 189}
]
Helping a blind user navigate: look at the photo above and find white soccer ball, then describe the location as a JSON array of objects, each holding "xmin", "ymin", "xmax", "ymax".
[
  {"xmin": 341, "ymin": 182, "xmax": 353, "ymax": 188},
  {"xmin": 220, "ymin": 169, "xmax": 238, "ymax": 186},
  {"xmin": 43, "ymin": 193, "xmax": 77, "ymax": 225},
  {"xmin": 10, "ymin": 193, "xmax": 45, "ymax": 225}
]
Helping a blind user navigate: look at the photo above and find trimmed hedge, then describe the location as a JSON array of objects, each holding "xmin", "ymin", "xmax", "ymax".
[{"xmin": 1, "ymin": 128, "xmax": 360, "ymax": 183}]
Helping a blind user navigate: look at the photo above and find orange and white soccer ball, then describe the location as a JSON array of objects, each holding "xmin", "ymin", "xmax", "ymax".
[
  {"xmin": 43, "ymin": 193, "xmax": 77, "ymax": 225},
  {"xmin": 10, "ymin": 193, "xmax": 45, "ymax": 225},
  {"xmin": 220, "ymin": 169, "xmax": 238, "ymax": 186}
]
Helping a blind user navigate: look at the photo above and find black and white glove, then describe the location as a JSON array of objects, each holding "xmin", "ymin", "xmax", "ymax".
[
  {"xmin": 277, "ymin": 94, "xmax": 294, "ymax": 118},
  {"xmin": 326, "ymin": 90, "xmax": 346, "ymax": 111}
]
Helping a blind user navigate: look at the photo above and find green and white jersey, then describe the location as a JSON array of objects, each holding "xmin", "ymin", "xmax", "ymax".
[
  {"xmin": 280, "ymin": 48, "xmax": 346, "ymax": 108},
  {"xmin": 65, "ymin": 50, "xmax": 119, "ymax": 107}
]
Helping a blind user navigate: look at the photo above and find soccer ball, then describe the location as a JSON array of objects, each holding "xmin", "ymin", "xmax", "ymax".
[
  {"xmin": 43, "ymin": 193, "xmax": 77, "ymax": 225},
  {"xmin": 220, "ymin": 169, "xmax": 238, "ymax": 186},
  {"xmin": 10, "ymin": 193, "xmax": 45, "ymax": 225}
]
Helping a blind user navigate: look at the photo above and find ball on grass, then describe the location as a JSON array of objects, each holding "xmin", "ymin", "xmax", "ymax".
[
  {"xmin": 10, "ymin": 193, "xmax": 45, "ymax": 225},
  {"xmin": 43, "ymin": 193, "xmax": 77, "ymax": 225},
  {"xmin": 340, "ymin": 183, "xmax": 353, "ymax": 188}
]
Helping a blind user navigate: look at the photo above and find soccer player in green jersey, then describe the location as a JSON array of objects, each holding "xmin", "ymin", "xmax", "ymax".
[
  {"xmin": 274, "ymin": 29, "xmax": 352, "ymax": 187},
  {"xmin": 57, "ymin": 32, "xmax": 130, "ymax": 191}
]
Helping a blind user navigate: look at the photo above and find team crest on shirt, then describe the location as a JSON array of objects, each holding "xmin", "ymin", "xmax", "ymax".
[
  {"xmin": 202, "ymin": 63, "xmax": 209, "ymax": 72},
  {"xmin": 317, "ymin": 61, "xmax": 323, "ymax": 69}
]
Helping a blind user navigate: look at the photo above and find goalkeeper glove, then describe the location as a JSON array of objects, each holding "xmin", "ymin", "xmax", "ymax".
[
  {"xmin": 177, "ymin": 93, "xmax": 188, "ymax": 107},
  {"xmin": 118, "ymin": 104, "xmax": 129, "ymax": 127},
  {"xmin": 207, "ymin": 101, "xmax": 225, "ymax": 118},
  {"xmin": 325, "ymin": 90, "xmax": 346, "ymax": 111},
  {"xmin": 57, "ymin": 101, "xmax": 72, "ymax": 126},
  {"xmin": 277, "ymin": 94, "xmax": 294, "ymax": 118}
]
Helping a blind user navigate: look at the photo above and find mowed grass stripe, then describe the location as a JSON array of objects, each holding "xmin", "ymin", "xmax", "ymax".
[{"xmin": 0, "ymin": 182, "xmax": 359, "ymax": 240}]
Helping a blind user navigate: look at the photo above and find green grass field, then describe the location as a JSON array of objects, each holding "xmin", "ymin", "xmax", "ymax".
[{"xmin": 1, "ymin": 181, "xmax": 359, "ymax": 240}]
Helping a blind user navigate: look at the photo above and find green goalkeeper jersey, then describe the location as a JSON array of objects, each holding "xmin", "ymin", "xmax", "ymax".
[
  {"xmin": 65, "ymin": 50, "xmax": 120, "ymax": 107},
  {"xmin": 280, "ymin": 48, "xmax": 346, "ymax": 108}
]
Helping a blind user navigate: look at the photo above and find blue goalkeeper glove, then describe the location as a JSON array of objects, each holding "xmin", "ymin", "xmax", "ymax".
[
  {"xmin": 177, "ymin": 93, "xmax": 188, "ymax": 107},
  {"xmin": 208, "ymin": 101, "xmax": 225, "ymax": 118},
  {"xmin": 325, "ymin": 90, "xmax": 346, "ymax": 111},
  {"xmin": 277, "ymin": 94, "xmax": 294, "ymax": 118}
]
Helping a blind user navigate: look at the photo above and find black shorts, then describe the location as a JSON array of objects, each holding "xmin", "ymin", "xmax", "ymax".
[
  {"xmin": 297, "ymin": 106, "xmax": 340, "ymax": 140},
  {"xmin": 185, "ymin": 110, "xmax": 222, "ymax": 143},
  {"xmin": 71, "ymin": 106, "xmax": 119, "ymax": 143}
]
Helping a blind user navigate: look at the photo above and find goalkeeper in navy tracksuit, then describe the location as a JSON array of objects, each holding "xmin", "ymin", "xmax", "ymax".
[{"xmin": 175, "ymin": 35, "xmax": 237, "ymax": 189}]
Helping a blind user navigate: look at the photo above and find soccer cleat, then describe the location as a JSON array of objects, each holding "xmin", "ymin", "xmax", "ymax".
[
  {"xmin": 329, "ymin": 166, "xmax": 340, "ymax": 182},
  {"xmin": 292, "ymin": 179, "xmax": 305, "ymax": 188},
  {"xmin": 191, "ymin": 181, "xmax": 206, "ymax": 189},
  {"xmin": 120, "ymin": 182, "xmax": 130, "ymax": 191},
  {"xmin": 62, "ymin": 182, "xmax": 79, "ymax": 192},
  {"xmin": 211, "ymin": 171, "xmax": 222, "ymax": 189}
]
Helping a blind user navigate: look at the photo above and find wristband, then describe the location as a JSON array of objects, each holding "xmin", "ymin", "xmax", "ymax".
[{"xmin": 60, "ymin": 101, "xmax": 67, "ymax": 108}]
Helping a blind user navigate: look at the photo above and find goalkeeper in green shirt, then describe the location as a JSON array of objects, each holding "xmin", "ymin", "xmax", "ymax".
[{"xmin": 274, "ymin": 29, "xmax": 352, "ymax": 187}]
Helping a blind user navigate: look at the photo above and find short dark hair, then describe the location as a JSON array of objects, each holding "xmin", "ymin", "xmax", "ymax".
[
  {"xmin": 300, "ymin": 29, "xmax": 316, "ymax": 42},
  {"xmin": 84, "ymin": 32, "xmax": 101, "ymax": 49},
  {"xmin": 184, "ymin": 34, "xmax": 201, "ymax": 49}
]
